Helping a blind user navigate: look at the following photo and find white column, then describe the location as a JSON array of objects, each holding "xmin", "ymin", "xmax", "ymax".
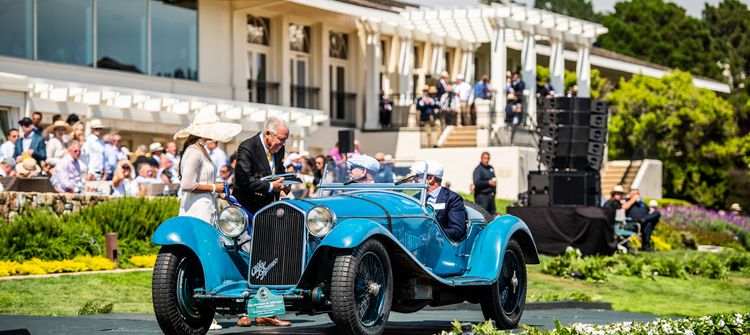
[
  {"xmin": 278, "ymin": 16, "xmax": 291, "ymax": 106},
  {"xmin": 490, "ymin": 27, "xmax": 506, "ymax": 123},
  {"xmin": 549, "ymin": 39, "xmax": 565, "ymax": 97},
  {"xmin": 364, "ymin": 31, "xmax": 381, "ymax": 130},
  {"xmin": 430, "ymin": 43, "xmax": 441, "ymax": 75},
  {"xmin": 576, "ymin": 45, "xmax": 591, "ymax": 98},
  {"xmin": 466, "ymin": 50, "xmax": 476, "ymax": 84},
  {"xmin": 521, "ymin": 32, "xmax": 536, "ymax": 124},
  {"xmin": 398, "ymin": 37, "xmax": 414, "ymax": 100}
]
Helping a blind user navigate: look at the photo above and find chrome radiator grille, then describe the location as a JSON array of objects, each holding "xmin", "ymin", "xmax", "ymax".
[{"xmin": 249, "ymin": 203, "xmax": 305, "ymax": 286}]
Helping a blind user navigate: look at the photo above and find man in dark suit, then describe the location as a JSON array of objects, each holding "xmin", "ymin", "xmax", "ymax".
[
  {"xmin": 233, "ymin": 116, "xmax": 292, "ymax": 328},
  {"xmin": 14, "ymin": 117, "xmax": 46, "ymax": 164},
  {"xmin": 473, "ymin": 152, "xmax": 497, "ymax": 215},
  {"xmin": 411, "ymin": 160, "xmax": 466, "ymax": 241},
  {"xmin": 234, "ymin": 116, "xmax": 290, "ymax": 215}
]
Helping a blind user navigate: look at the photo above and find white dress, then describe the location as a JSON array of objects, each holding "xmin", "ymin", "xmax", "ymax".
[
  {"xmin": 46, "ymin": 137, "xmax": 66, "ymax": 166},
  {"xmin": 178, "ymin": 144, "xmax": 217, "ymax": 223}
]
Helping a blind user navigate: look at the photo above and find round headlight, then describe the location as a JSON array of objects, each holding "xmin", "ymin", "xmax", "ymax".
[
  {"xmin": 307, "ymin": 207, "xmax": 334, "ymax": 237},
  {"xmin": 217, "ymin": 206, "xmax": 248, "ymax": 238}
]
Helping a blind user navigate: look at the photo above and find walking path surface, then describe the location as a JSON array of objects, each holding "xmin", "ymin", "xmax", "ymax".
[{"xmin": 0, "ymin": 303, "xmax": 660, "ymax": 335}]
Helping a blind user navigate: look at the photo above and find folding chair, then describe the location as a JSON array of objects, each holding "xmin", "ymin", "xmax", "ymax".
[{"xmin": 613, "ymin": 209, "xmax": 641, "ymax": 249}]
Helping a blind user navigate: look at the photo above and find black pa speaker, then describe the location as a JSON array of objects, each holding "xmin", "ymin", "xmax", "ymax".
[
  {"xmin": 549, "ymin": 171, "xmax": 600, "ymax": 207},
  {"xmin": 337, "ymin": 129, "xmax": 355, "ymax": 154}
]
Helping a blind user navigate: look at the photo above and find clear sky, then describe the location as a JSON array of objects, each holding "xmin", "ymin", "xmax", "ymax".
[{"xmin": 405, "ymin": 0, "xmax": 750, "ymax": 18}]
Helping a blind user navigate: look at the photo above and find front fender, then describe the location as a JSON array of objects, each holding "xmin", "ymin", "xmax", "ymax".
[
  {"xmin": 152, "ymin": 217, "xmax": 247, "ymax": 291},
  {"xmin": 465, "ymin": 215, "xmax": 539, "ymax": 281},
  {"xmin": 318, "ymin": 218, "xmax": 394, "ymax": 249}
]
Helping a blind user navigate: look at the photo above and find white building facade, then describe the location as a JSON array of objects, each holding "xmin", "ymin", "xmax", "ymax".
[{"xmin": 0, "ymin": 0, "xmax": 729, "ymax": 197}]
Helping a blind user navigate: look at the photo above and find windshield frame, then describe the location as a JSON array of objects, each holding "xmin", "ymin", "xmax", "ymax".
[{"xmin": 316, "ymin": 160, "xmax": 430, "ymax": 206}]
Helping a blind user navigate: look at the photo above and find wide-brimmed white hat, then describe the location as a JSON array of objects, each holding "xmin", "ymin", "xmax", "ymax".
[
  {"xmin": 731, "ymin": 203, "xmax": 742, "ymax": 212},
  {"xmin": 174, "ymin": 109, "xmax": 242, "ymax": 143},
  {"xmin": 15, "ymin": 157, "xmax": 41, "ymax": 177},
  {"xmin": 89, "ymin": 119, "xmax": 105, "ymax": 129},
  {"xmin": 149, "ymin": 142, "xmax": 164, "ymax": 153},
  {"xmin": 43, "ymin": 120, "xmax": 73, "ymax": 137},
  {"xmin": 612, "ymin": 185, "xmax": 625, "ymax": 194}
]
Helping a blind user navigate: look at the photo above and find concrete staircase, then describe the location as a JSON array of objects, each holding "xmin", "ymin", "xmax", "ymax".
[
  {"xmin": 441, "ymin": 125, "xmax": 478, "ymax": 147},
  {"xmin": 601, "ymin": 160, "xmax": 642, "ymax": 195}
]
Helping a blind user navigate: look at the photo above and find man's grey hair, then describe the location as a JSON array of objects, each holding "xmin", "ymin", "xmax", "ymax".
[{"xmin": 264, "ymin": 116, "xmax": 289, "ymax": 135}]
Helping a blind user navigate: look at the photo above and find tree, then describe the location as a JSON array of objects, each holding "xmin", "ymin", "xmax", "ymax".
[
  {"xmin": 535, "ymin": 65, "xmax": 609, "ymax": 99},
  {"xmin": 597, "ymin": 0, "xmax": 722, "ymax": 82},
  {"xmin": 606, "ymin": 71, "xmax": 749, "ymax": 208},
  {"xmin": 704, "ymin": 0, "xmax": 750, "ymax": 134},
  {"xmin": 533, "ymin": 0, "xmax": 600, "ymax": 22}
]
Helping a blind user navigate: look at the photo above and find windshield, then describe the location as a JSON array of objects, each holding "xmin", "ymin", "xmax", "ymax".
[{"xmin": 317, "ymin": 158, "xmax": 429, "ymax": 200}]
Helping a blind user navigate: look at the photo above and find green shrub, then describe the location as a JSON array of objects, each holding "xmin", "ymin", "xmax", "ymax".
[
  {"xmin": 0, "ymin": 197, "xmax": 178, "ymax": 262},
  {"xmin": 77, "ymin": 300, "xmax": 114, "ymax": 315}
]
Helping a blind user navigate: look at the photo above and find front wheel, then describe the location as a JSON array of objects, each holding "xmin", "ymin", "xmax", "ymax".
[
  {"xmin": 152, "ymin": 246, "xmax": 214, "ymax": 335},
  {"xmin": 479, "ymin": 239, "xmax": 527, "ymax": 329},
  {"xmin": 330, "ymin": 239, "xmax": 393, "ymax": 335}
]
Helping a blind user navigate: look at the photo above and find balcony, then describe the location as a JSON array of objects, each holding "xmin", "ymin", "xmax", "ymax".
[
  {"xmin": 330, "ymin": 91, "xmax": 357, "ymax": 128},
  {"xmin": 248, "ymin": 80, "xmax": 280, "ymax": 105},
  {"xmin": 291, "ymin": 85, "xmax": 320, "ymax": 109}
]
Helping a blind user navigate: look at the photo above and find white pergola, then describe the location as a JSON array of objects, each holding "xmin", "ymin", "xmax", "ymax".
[
  {"xmin": 8, "ymin": 74, "xmax": 327, "ymax": 149},
  {"xmin": 401, "ymin": 3, "xmax": 608, "ymax": 125}
]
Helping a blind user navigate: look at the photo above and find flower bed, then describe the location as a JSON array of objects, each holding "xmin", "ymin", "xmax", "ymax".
[
  {"xmin": 0, "ymin": 254, "xmax": 158, "ymax": 277},
  {"xmin": 658, "ymin": 205, "xmax": 750, "ymax": 250},
  {"xmin": 541, "ymin": 247, "xmax": 750, "ymax": 281},
  {"xmin": 439, "ymin": 313, "xmax": 750, "ymax": 335}
]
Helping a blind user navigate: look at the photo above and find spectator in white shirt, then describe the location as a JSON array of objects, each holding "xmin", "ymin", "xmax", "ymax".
[
  {"xmin": 81, "ymin": 119, "xmax": 106, "ymax": 181},
  {"xmin": 453, "ymin": 74, "xmax": 474, "ymax": 126},
  {"xmin": 164, "ymin": 141, "xmax": 180, "ymax": 168},
  {"xmin": 1, "ymin": 129, "xmax": 18, "ymax": 160},
  {"xmin": 0, "ymin": 157, "xmax": 15, "ymax": 177},
  {"xmin": 43, "ymin": 120, "xmax": 72, "ymax": 167},
  {"xmin": 111, "ymin": 160, "xmax": 138, "ymax": 197},
  {"xmin": 158, "ymin": 155, "xmax": 179, "ymax": 184},
  {"xmin": 53, "ymin": 141, "xmax": 83, "ymax": 193},
  {"xmin": 206, "ymin": 140, "xmax": 227, "ymax": 178}
]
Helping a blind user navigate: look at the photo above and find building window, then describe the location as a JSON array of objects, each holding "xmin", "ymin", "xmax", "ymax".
[
  {"xmin": 151, "ymin": 0, "xmax": 198, "ymax": 80},
  {"xmin": 37, "ymin": 0, "xmax": 94, "ymax": 66},
  {"xmin": 0, "ymin": 0, "xmax": 33, "ymax": 59},
  {"xmin": 97, "ymin": 0, "xmax": 148, "ymax": 73},
  {"xmin": 247, "ymin": 15, "xmax": 270, "ymax": 46},
  {"xmin": 329, "ymin": 32, "xmax": 348, "ymax": 60},
  {"xmin": 289, "ymin": 24, "xmax": 310, "ymax": 53}
]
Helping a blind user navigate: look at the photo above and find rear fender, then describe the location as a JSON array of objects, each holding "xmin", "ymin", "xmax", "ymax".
[
  {"xmin": 152, "ymin": 217, "xmax": 247, "ymax": 291},
  {"xmin": 465, "ymin": 215, "xmax": 539, "ymax": 281}
]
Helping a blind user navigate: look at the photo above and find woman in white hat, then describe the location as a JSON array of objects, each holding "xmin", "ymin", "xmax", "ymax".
[
  {"xmin": 43, "ymin": 120, "xmax": 73, "ymax": 166},
  {"xmin": 174, "ymin": 109, "xmax": 242, "ymax": 224}
]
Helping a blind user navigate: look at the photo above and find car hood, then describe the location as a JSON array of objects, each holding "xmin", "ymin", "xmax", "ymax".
[{"xmin": 287, "ymin": 191, "xmax": 425, "ymax": 217}]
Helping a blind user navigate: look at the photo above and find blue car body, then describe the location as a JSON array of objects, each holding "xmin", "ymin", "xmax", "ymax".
[{"xmin": 152, "ymin": 185, "xmax": 539, "ymax": 315}]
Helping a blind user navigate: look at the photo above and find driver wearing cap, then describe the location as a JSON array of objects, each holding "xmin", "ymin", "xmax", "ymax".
[
  {"xmin": 346, "ymin": 154, "xmax": 380, "ymax": 184},
  {"xmin": 410, "ymin": 160, "xmax": 466, "ymax": 241}
]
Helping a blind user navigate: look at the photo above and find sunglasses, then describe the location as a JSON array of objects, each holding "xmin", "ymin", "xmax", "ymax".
[{"xmin": 71, "ymin": 150, "xmax": 80, "ymax": 153}]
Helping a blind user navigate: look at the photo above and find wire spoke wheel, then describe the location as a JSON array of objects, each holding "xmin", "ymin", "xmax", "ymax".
[
  {"xmin": 480, "ymin": 239, "xmax": 527, "ymax": 329},
  {"xmin": 331, "ymin": 239, "xmax": 393, "ymax": 335}
]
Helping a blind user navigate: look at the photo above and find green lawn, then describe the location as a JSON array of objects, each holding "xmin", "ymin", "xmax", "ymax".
[
  {"xmin": 0, "ymin": 271, "xmax": 153, "ymax": 316},
  {"xmin": 1, "ymin": 258, "xmax": 748, "ymax": 317},
  {"xmin": 457, "ymin": 193, "xmax": 515, "ymax": 215}
]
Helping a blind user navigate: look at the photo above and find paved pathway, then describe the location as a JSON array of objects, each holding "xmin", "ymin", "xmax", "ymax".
[{"xmin": 0, "ymin": 303, "xmax": 661, "ymax": 335}]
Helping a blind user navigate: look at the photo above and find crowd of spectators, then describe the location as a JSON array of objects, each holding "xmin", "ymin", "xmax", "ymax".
[{"xmin": 416, "ymin": 71, "xmax": 497, "ymax": 133}]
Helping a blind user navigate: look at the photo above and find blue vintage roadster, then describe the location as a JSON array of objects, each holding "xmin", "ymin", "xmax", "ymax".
[{"xmin": 151, "ymin": 161, "xmax": 539, "ymax": 335}]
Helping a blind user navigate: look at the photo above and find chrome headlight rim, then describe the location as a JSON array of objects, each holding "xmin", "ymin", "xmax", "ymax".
[
  {"xmin": 306, "ymin": 206, "xmax": 335, "ymax": 237},
  {"xmin": 217, "ymin": 205, "xmax": 249, "ymax": 238}
]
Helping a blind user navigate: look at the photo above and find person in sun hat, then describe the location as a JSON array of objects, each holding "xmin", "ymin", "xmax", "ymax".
[
  {"xmin": 15, "ymin": 157, "xmax": 41, "ymax": 178},
  {"xmin": 346, "ymin": 154, "xmax": 380, "ymax": 183},
  {"xmin": 410, "ymin": 160, "xmax": 466, "ymax": 241},
  {"xmin": 43, "ymin": 120, "xmax": 72, "ymax": 167},
  {"xmin": 174, "ymin": 108, "xmax": 242, "ymax": 223},
  {"xmin": 603, "ymin": 184, "xmax": 626, "ymax": 210},
  {"xmin": 171, "ymin": 108, "xmax": 243, "ymax": 331}
]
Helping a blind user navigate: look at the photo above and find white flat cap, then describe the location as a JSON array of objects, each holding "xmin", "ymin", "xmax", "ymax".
[
  {"xmin": 347, "ymin": 154, "xmax": 380, "ymax": 175},
  {"xmin": 410, "ymin": 160, "xmax": 444, "ymax": 179}
]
